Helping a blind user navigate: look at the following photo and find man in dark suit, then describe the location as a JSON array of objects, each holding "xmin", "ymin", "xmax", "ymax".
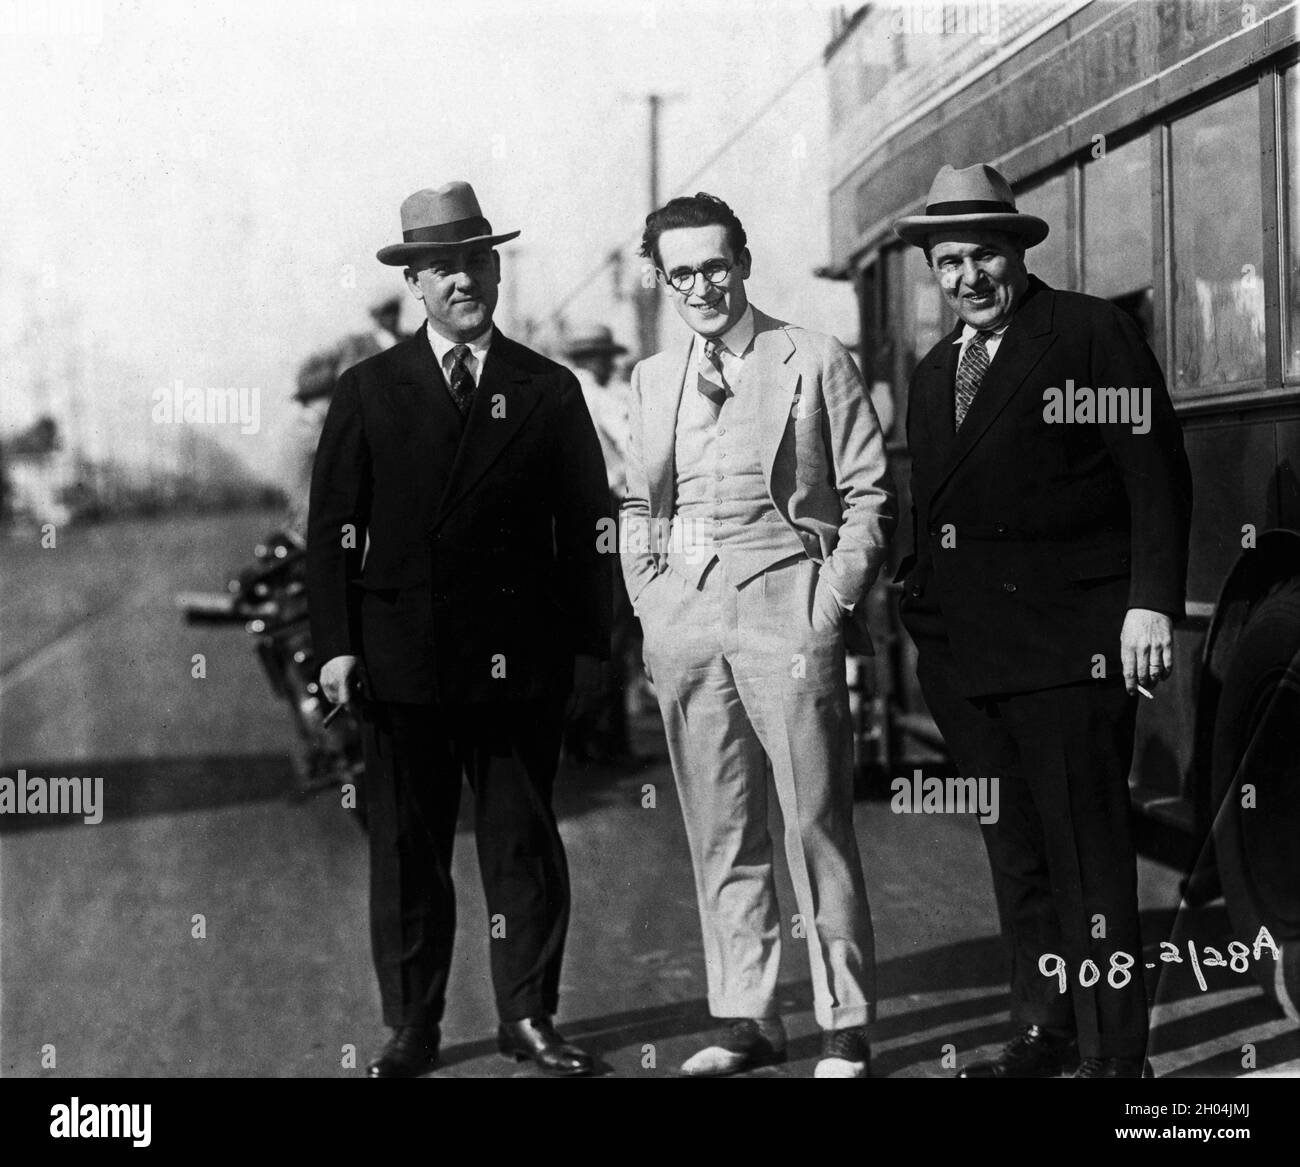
[
  {"xmin": 308, "ymin": 181, "xmax": 611, "ymax": 1077},
  {"xmin": 893, "ymin": 164, "xmax": 1192, "ymax": 1079}
]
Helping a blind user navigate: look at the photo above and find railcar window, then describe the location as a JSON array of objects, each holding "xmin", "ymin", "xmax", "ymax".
[
  {"xmin": 1014, "ymin": 172, "xmax": 1069, "ymax": 290},
  {"xmin": 902, "ymin": 243, "xmax": 949, "ymax": 367},
  {"xmin": 1082, "ymin": 137, "xmax": 1154, "ymax": 343},
  {"xmin": 1284, "ymin": 65, "xmax": 1300, "ymax": 379},
  {"xmin": 1170, "ymin": 87, "xmax": 1265, "ymax": 393}
]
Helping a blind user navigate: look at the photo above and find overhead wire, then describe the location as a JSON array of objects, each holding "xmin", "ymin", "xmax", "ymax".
[{"xmin": 546, "ymin": 51, "xmax": 823, "ymax": 324}]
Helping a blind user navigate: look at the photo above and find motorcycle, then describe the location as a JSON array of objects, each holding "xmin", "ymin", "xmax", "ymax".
[{"xmin": 176, "ymin": 528, "xmax": 365, "ymax": 823}]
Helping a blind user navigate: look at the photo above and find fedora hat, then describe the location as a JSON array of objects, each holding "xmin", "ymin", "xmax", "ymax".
[
  {"xmin": 894, "ymin": 163, "xmax": 1049, "ymax": 248},
  {"xmin": 376, "ymin": 181, "xmax": 520, "ymax": 266},
  {"xmin": 564, "ymin": 324, "xmax": 628, "ymax": 360}
]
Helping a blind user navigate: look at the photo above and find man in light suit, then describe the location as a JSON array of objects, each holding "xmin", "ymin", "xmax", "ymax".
[
  {"xmin": 621, "ymin": 192, "xmax": 895, "ymax": 1078},
  {"xmin": 893, "ymin": 163, "xmax": 1191, "ymax": 1079}
]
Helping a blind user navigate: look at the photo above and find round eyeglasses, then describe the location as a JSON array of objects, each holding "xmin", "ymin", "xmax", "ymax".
[{"xmin": 661, "ymin": 260, "xmax": 733, "ymax": 294}]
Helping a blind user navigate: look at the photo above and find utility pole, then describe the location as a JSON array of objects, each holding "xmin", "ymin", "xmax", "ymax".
[{"xmin": 634, "ymin": 92, "xmax": 677, "ymax": 361}]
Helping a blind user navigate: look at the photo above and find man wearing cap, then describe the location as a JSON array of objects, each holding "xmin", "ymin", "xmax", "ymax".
[
  {"xmin": 893, "ymin": 163, "xmax": 1192, "ymax": 1078},
  {"xmin": 621, "ymin": 192, "xmax": 894, "ymax": 1078},
  {"xmin": 284, "ymin": 297, "xmax": 407, "ymax": 537},
  {"xmin": 565, "ymin": 324, "xmax": 633, "ymax": 500},
  {"xmin": 307, "ymin": 181, "xmax": 611, "ymax": 1078}
]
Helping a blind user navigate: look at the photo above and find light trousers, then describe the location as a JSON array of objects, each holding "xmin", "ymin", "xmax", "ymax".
[{"xmin": 639, "ymin": 555, "xmax": 875, "ymax": 1030}]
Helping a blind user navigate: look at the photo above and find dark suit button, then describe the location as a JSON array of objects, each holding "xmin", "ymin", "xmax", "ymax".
[
  {"xmin": 910, "ymin": 585, "xmax": 923, "ymax": 598},
  {"xmin": 927, "ymin": 524, "xmax": 939, "ymax": 536},
  {"xmin": 1121, "ymin": 555, "xmax": 1130, "ymax": 566},
  {"xmin": 994, "ymin": 522, "xmax": 1008, "ymax": 535},
  {"xmin": 1002, "ymin": 581, "xmax": 1017, "ymax": 594}
]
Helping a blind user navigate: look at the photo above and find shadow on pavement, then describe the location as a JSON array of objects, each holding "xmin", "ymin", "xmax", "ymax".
[{"xmin": 0, "ymin": 754, "xmax": 294, "ymax": 833}]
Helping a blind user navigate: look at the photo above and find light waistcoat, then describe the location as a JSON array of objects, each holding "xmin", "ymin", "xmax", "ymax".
[{"xmin": 668, "ymin": 357, "xmax": 804, "ymax": 587}]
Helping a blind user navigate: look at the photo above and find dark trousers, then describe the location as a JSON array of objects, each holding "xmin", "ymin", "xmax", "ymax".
[
  {"xmin": 904, "ymin": 604, "xmax": 1148, "ymax": 1059},
  {"xmin": 567, "ymin": 494, "xmax": 636, "ymax": 759},
  {"xmin": 361, "ymin": 698, "xmax": 570, "ymax": 1028}
]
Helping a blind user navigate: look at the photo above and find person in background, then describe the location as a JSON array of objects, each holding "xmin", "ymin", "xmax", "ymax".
[
  {"xmin": 563, "ymin": 323, "xmax": 640, "ymax": 763},
  {"xmin": 283, "ymin": 296, "xmax": 406, "ymax": 538},
  {"xmin": 335, "ymin": 294, "xmax": 405, "ymax": 374}
]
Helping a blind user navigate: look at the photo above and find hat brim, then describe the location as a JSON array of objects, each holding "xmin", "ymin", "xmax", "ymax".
[
  {"xmin": 567, "ymin": 343, "xmax": 629, "ymax": 359},
  {"xmin": 893, "ymin": 213, "xmax": 1048, "ymax": 248},
  {"xmin": 377, "ymin": 229, "xmax": 521, "ymax": 266}
]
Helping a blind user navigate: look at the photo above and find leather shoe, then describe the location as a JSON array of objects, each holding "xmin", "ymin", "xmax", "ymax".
[
  {"xmin": 498, "ymin": 1017, "xmax": 594, "ymax": 1077},
  {"xmin": 680, "ymin": 1018, "xmax": 788, "ymax": 1077},
  {"xmin": 366, "ymin": 1024, "xmax": 440, "ymax": 1078},
  {"xmin": 815, "ymin": 1025, "xmax": 870, "ymax": 1078},
  {"xmin": 956, "ymin": 1024, "xmax": 1076, "ymax": 1078},
  {"xmin": 1073, "ymin": 1056, "xmax": 1153, "ymax": 1078}
]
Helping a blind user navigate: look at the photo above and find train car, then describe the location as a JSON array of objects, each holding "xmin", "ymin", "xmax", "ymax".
[{"xmin": 823, "ymin": 0, "xmax": 1300, "ymax": 1014}]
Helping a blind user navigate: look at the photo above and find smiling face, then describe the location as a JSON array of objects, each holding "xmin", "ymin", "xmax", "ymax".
[
  {"xmin": 404, "ymin": 243, "xmax": 501, "ymax": 342},
  {"xmin": 927, "ymin": 230, "xmax": 1029, "ymax": 331},
  {"xmin": 657, "ymin": 224, "xmax": 751, "ymax": 340}
]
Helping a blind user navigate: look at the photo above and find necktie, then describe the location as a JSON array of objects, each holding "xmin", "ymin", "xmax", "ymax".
[
  {"xmin": 446, "ymin": 344, "xmax": 474, "ymax": 417},
  {"xmin": 954, "ymin": 330, "xmax": 995, "ymax": 429},
  {"xmin": 697, "ymin": 339, "xmax": 729, "ymax": 420}
]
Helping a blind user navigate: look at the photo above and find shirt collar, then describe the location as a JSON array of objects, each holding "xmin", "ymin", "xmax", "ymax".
[
  {"xmin": 426, "ymin": 321, "xmax": 493, "ymax": 369},
  {"xmin": 695, "ymin": 303, "xmax": 755, "ymax": 363},
  {"xmin": 954, "ymin": 319, "xmax": 1011, "ymax": 346}
]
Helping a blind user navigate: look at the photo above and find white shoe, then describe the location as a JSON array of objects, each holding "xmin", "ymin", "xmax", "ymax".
[
  {"xmin": 814, "ymin": 1055, "xmax": 869, "ymax": 1078},
  {"xmin": 680, "ymin": 1019, "xmax": 788, "ymax": 1077},
  {"xmin": 814, "ymin": 1026, "xmax": 870, "ymax": 1078}
]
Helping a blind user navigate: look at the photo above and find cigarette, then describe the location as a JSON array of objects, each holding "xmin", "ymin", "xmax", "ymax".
[
  {"xmin": 322, "ymin": 703, "xmax": 346, "ymax": 727},
  {"xmin": 1136, "ymin": 685, "xmax": 1154, "ymax": 699}
]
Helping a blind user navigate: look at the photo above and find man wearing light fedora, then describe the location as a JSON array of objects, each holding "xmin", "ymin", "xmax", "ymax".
[
  {"xmin": 307, "ymin": 181, "xmax": 611, "ymax": 1077},
  {"xmin": 893, "ymin": 163, "xmax": 1191, "ymax": 1078}
]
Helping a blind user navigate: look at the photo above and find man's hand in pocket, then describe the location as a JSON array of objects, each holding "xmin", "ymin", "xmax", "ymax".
[{"xmin": 811, "ymin": 576, "xmax": 844, "ymax": 634}]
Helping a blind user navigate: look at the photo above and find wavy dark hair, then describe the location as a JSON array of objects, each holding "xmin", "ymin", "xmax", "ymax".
[{"xmin": 639, "ymin": 192, "xmax": 748, "ymax": 270}]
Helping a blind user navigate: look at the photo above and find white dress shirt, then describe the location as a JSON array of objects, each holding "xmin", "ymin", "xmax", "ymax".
[
  {"xmin": 426, "ymin": 321, "xmax": 493, "ymax": 387},
  {"xmin": 692, "ymin": 304, "xmax": 756, "ymax": 389},
  {"xmin": 953, "ymin": 319, "xmax": 1010, "ymax": 365}
]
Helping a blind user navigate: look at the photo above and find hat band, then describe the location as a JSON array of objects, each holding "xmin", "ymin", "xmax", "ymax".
[
  {"xmin": 401, "ymin": 215, "xmax": 493, "ymax": 244},
  {"xmin": 925, "ymin": 199, "xmax": 1017, "ymax": 216}
]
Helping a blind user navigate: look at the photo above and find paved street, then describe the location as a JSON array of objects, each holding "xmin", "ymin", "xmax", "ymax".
[{"xmin": 2, "ymin": 510, "xmax": 1297, "ymax": 1078}]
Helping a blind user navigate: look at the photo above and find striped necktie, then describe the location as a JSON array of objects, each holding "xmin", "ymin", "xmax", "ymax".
[
  {"xmin": 954, "ymin": 330, "xmax": 995, "ymax": 429},
  {"xmin": 446, "ymin": 344, "xmax": 474, "ymax": 417},
  {"xmin": 697, "ymin": 339, "xmax": 729, "ymax": 420}
]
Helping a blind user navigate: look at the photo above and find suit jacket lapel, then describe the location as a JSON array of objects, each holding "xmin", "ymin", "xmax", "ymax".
[
  {"xmin": 645, "ymin": 332, "xmax": 693, "ymax": 519},
  {"xmin": 434, "ymin": 332, "xmax": 540, "ymax": 527},
  {"xmin": 746, "ymin": 308, "xmax": 800, "ymax": 482},
  {"xmin": 385, "ymin": 325, "xmax": 451, "ymax": 424},
  {"xmin": 642, "ymin": 308, "xmax": 796, "ymax": 513},
  {"xmin": 930, "ymin": 277, "xmax": 1057, "ymax": 502},
  {"xmin": 934, "ymin": 330, "xmax": 960, "ymax": 447},
  {"xmin": 384, "ymin": 327, "xmax": 461, "ymax": 503}
]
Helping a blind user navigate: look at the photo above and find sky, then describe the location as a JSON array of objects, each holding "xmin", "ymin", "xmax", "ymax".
[{"xmin": 0, "ymin": 0, "xmax": 858, "ymax": 480}]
